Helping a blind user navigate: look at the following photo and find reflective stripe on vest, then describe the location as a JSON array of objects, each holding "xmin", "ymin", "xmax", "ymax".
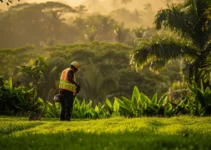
[{"xmin": 59, "ymin": 68, "xmax": 76, "ymax": 93}]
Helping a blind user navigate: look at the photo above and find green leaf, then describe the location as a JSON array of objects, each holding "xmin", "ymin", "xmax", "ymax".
[
  {"xmin": 94, "ymin": 105, "xmax": 100, "ymax": 115},
  {"xmin": 121, "ymin": 96, "xmax": 133, "ymax": 114},
  {"xmin": 131, "ymin": 86, "xmax": 140, "ymax": 103},
  {"xmin": 105, "ymin": 98, "xmax": 113, "ymax": 113},
  {"xmin": 151, "ymin": 93, "xmax": 158, "ymax": 104},
  {"xmin": 113, "ymin": 98, "xmax": 119, "ymax": 112},
  {"xmin": 158, "ymin": 94, "xmax": 168, "ymax": 107}
]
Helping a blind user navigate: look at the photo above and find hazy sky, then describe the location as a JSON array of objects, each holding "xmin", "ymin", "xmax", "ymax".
[
  {"xmin": 0, "ymin": 0, "xmax": 86, "ymax": 9},
  {"xmin": 0, "ymin": 0, "xmax": 182, "ymax": 27}
]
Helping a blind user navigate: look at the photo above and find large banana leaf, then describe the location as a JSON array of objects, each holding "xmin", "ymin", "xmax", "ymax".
[
  {"xmin": 113, "ymin": 98, "xmax": 120, "ymax": 115},
  {"xmin": 131, "ymin": 86, "xmax": 140, "ymax": 104},
  {"xmin": 105, "ymin": 98, "xmax": 113, "ymax": 114},
  {"xmin": 116, "ymin": 97, "xmax": 133, "ymax": 117}
]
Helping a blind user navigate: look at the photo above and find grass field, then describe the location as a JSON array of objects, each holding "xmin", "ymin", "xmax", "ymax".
[{"xmin": 1, "ymin": 116, "xmax": 211, "ymax": 150}]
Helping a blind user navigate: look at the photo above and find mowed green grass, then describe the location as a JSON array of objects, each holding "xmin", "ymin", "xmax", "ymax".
[{"xmin": 0, "ymin": 116, "xmax": 211, "ymax": 150}]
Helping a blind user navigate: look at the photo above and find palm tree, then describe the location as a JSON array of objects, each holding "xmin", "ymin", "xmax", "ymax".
[
  {"xmin": 76, "ymin": 60, "xmax": 119, "ymax": 105},
  {"xmin": 84, "ymin": 25, "xmax": 97, "ymax": 42},
  {"xmin": 114, "ymin": 23, "xmax": 130, "ymax": 43},
  {"xmin": 131, "ymin": 0, "xmax": 211, "ymax": 88},
  {"xmin": 133, "ymin": 27, "xmax": 155, "ymax": 39},
  {"xmin": 75, "ymin": 5, "xmax": 87, "ymax": 15}
]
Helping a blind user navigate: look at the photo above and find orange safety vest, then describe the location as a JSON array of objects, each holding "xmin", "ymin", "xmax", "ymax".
[{"xmin": 59, "ymin": 68, "xmax": 76, "ymax": 93}]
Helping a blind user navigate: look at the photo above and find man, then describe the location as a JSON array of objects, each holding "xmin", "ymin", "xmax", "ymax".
[{"xmin": 58, "ymin": 61, "xmax": 81, "ymax": 121}]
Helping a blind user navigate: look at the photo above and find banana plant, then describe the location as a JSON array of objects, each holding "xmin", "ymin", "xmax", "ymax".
[
  {"xmin": 114, "ymin": 86, "xmax": 172, "ymax": 117},
  {"xmin": 100, "ymin": 98, "xmax": 113, "ymax": 118},
  {"xmin": 0, "ymin": 77, "xmax": 36, "ymax": 115},
  {"xmin": 187, "ymin": 81, "xmax": 211, "ymax": 116},
  {"xmin": 44, "ymin": 101, "xmax": 61, "ymax": 118},
  {"xmin": 72, "ymin": 98, "xmax": 98, "ymax": 119}
]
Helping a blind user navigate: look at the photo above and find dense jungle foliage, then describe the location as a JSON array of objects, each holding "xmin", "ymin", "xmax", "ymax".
[{"xmin": 1, "ymin": 0, "xmax": 211, "ymax": 118}]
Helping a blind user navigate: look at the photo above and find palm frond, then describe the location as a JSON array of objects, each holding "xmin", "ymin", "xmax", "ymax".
[
  {"xmin": 131, "ymin": 32, "xmax": 199, "ymax": 70},
  {"xmin": 155, "ymin": 5, "xmax": 191, "ymax": 35},
  {"xmin": 200, "ymin": 56, "xmax": 211, "ymax": 82},
  {"xmin": 155, "ymin": 5, "xmax": 201, "ymax": 42},
  {"xmin": 155, "ymin": 0, "xmax": 211, "ymax": 45},
  {"xmin": 149, "ymin": 59, "xmax": 169, "ymax": 73},
  {"xmin": 200, "ymin": 40, "xmax": 211, "ymax": 81}
]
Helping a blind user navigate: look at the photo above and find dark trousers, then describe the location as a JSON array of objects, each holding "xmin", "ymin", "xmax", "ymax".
[{"xmin": 60, "ymin": 89, "xmax": 74, "ymax": 121}]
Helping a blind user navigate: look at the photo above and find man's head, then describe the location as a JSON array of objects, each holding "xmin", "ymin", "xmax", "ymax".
[{"xmin": 70, "ymin": 61, "xmax": 81, "ymax": 72}]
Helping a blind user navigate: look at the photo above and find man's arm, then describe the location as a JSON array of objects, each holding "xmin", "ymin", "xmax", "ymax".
[{"xmin": 67, "ymin": 70, "xmax": 79, "ymax": 87}]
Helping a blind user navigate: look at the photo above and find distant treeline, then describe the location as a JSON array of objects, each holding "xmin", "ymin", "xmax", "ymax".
[{"xmin": 0, "ymin": 1, "xmax": 157, "ymax": 49}]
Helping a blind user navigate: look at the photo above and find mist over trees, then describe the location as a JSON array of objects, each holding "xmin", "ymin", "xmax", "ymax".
[
  {"xmin": 0, "ymin": 0, "xmax": 183, "ymax": 49},
  {"xmin": 0, "ymin": 0, "xmax": 158, "ymax": 48}
]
